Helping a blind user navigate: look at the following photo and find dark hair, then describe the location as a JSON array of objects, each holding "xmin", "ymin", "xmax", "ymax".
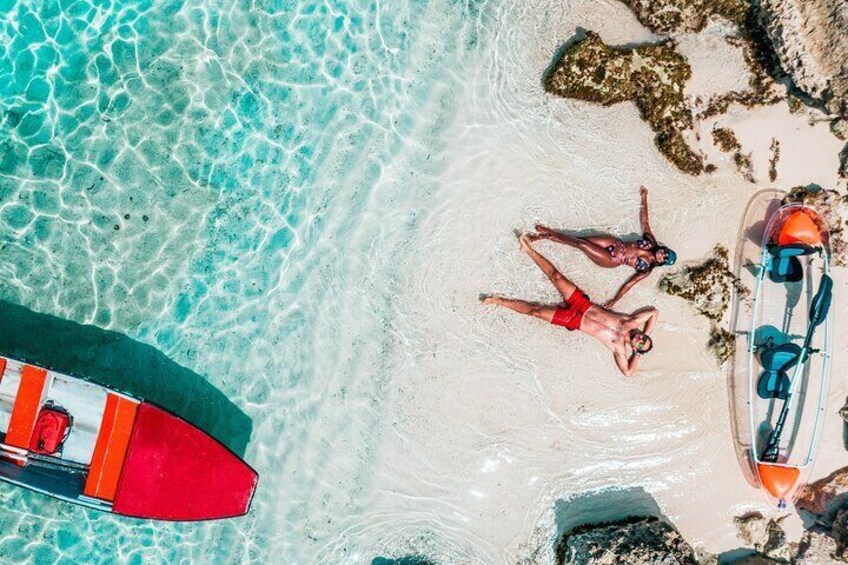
[
  {"xmin": 656, "ymin": 247, "xmax": 677, "ymax": 266},
  {"xmin": 631, "ymin": 330, "xmax": 654, "ymax": 354}
]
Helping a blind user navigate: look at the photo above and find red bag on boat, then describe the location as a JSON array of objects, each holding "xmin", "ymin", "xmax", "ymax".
[{"xmin": 29, "ymin": 403, "xmax": 72, "ymax": 455}]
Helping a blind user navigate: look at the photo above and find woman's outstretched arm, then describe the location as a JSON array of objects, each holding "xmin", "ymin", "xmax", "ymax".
[
  {"xmin": 605, "ymin": 270, "xmax": 650, "ymax": 309},
  {"xmin": 639, "ymin": 185, "xmax": 653, "ymax": 238}
]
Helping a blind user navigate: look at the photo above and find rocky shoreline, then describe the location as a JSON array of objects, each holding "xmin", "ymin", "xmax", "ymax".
[
  {"xmin": 544, "ymin": 0, "xmax": 847, "ymax": 179},
  {"xmin": 553, "ymin": 468, "xmax": 848, "ymax": 564}
]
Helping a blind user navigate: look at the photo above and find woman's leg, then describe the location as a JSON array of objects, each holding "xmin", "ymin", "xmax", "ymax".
[
  {"xmin": 481, "ymin": 296, "xmax": 557, "ymax": 323},
  {"xmin": 532, "ymin": 226, "xmax": 620, "ymax": 269}
]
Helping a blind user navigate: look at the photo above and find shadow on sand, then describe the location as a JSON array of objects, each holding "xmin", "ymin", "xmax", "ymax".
[{"xmin": 0, "ymin": 300, "xmax": 252, "ymax": 458}]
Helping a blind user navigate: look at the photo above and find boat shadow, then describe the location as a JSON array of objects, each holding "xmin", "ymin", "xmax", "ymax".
[{"xmin": 0, "ymin": 300, "xmax": 252, "ymax": 458}]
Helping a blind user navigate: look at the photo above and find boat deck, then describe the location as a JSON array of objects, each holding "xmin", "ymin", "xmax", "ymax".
[{"xmin": 0, "ymin": 359, "xmax": 107, "ymax": 465}]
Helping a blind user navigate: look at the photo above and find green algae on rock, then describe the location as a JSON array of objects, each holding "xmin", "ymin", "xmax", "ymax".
[
  {"xmin": 708, "ymin": 325, "xmax": 735, "ymax": 366},
  {"xmin": 768, "ymin": 138, "xmax": 781, "ymax": 181},
  {"xmin": 659, "ymin": 245, "xmax": 747, "ymax": 365},
  {"xmin": 711, "ymin": 127, "xmax": 754, "ymax": 182},
  {"xmin": 544, "ymin": 31, "xmax": 703, "ymax": 175},
  {"xmin": 712, "ymin": 127, "xmax": 740, "ymax": 152},
  {"xmin": 658, "ymin": 245, "xmax": 745, "ymax": 323}
]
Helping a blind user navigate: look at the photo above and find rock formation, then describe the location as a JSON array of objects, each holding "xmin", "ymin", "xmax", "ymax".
[
  {"xmin": 760, "ymin": 0, "xmax": 848, "ymax": 117},
  {"xmin": 556, "ymin": 516, "xmax": 697, "ymax": 565},
  {"xmin": 620, "ymin": 0, "xmax": 747, "ymax": 34},
  {"xmin": 658, "ymin": 245, "xmax": 744, "ymax": 323},
  {"xmin": 544, "ymin": 31, "xmax": 703, "ymax": 175}
]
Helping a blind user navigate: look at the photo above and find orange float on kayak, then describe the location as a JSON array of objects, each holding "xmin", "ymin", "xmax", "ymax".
[
  {"xmin": 757, "ymin": 463, "xmax": 801, "ymax": 505},
  {"xmin": 777, "ymin": 210, "xmax": 822, "ymax": 246}
]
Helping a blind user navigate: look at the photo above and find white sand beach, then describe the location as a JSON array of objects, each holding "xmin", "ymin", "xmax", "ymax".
[{"xmin": 311, "ymin": 1, "xmax": 848, "ymax": 562}]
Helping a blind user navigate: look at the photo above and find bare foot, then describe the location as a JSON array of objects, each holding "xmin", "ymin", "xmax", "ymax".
[
  {"xmin": 640, "ymin": 185, "xmax": 648, "ymax": 197},
  {"xmin": 480, "ymin": 294, "xmax": 500, "ymax": 305},
  {"xmin": 534, "ymin": 224, "xmax": 555, "ymax": 235},
  {"xmin": 518, "ymin": 233, "xmax": 533, "ymax": 254},
  {"xmin": 525, "ymin": 233, "xmax": 544, "ymax": 242}
]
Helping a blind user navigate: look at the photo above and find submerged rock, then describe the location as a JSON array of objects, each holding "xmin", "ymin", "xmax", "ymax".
[
  {"xmin": 544, "ymin": 31, "xmax": 703, "ymax": 175},
  {"xmin": 658, "ymin": 245, "xmax": 745, "ymax": 323},
  {"xmin": 712, "ymin": 127, "xmax": 755, "ymax": 181},
  {"xmin": 618, "ymin": 0, "xmax": 783, "ymax": 120},
  {"xmin": 712, "ymin": 127, "xmax": 741, "ymax": 153},
  {"xmin": 760, "ymin": 0, "xmax": 848, "ymax": 117},
  {"xmin": 782, "ymin": 186, "xmax": 848, "ymax": 266},
  {"xmin": 556, "ymin": 516, "xmax": 697, "ymax": 565}
]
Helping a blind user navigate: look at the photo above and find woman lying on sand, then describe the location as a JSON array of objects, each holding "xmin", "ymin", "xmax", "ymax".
[{"xmin": 528, "ymin": 186, "xmax": 676, "ymax": 308}]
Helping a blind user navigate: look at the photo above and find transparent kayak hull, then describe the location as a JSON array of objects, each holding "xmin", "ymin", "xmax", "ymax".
[{"xmin": 730, "ymin": 190, "xmax": 832, "ymax": 507}]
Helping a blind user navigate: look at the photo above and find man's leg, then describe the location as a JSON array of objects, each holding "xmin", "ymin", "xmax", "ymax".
[
  {"xmin": 519, "ymin": 234, "xmax": 578, "ymax": 302},
  {"xmin": 481, "ymin": 296, "xmax": 557, "ymax": 323}
]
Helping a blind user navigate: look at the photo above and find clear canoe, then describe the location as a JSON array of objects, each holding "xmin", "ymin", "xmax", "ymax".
[
  {"xmin": 730, "ymin": 190, "xmax": 832, "ymax": 507},
  {"xmin": 0, "ymin": 355, "xmax": 258, "ymax": 521}
]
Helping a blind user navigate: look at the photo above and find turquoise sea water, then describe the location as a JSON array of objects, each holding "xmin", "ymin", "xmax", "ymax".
[{"xmin": 0, "ymin": 0, "xmax": 485, "ymax": 561}]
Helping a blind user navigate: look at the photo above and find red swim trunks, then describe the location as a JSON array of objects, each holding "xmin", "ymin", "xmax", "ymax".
[{"xmin": 550, "ymin": 289, "xmax": 591, "ymax": 331}]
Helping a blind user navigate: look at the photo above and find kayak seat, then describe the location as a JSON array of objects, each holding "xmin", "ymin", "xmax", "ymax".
[
  {"xmin": 766, "ymin": 244, "xmax": 814, "ymax": 283},
  {"xmin": 757, "ymin": 342, "xmax": 802, "ymax": 400}
]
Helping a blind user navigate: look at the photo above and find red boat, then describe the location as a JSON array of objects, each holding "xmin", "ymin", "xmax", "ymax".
[{"xmin": 0, "ymin": 355, "xmax": 258, "ymax": 521}]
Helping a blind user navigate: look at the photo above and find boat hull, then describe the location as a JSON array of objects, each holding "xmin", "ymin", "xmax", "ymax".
[{"xmin": 112, "ymin": 402, "xmax": 257, "ymax": 521}]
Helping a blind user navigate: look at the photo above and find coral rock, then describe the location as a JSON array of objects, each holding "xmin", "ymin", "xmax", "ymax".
[
  {"xmin": 544, "ymin": 31, "xmax": 703, "ymax": 175},
  {"xmin": 658, "ymin": 245, "xmax": 745, "ymax": 323},
  {"xmin": 760, "ymin": 0, "xmax": 848, "ymax": 117},
  {"xmin": 556, "ymin": 516, "xmax": 697, "ymax": 565}
]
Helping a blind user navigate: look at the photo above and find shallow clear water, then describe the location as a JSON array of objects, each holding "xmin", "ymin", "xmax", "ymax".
[{"xmin": 0, "ymin": 0, "xmax": 483, "ymax": 562}]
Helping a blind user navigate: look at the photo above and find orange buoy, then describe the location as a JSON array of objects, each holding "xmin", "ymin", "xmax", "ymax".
[
  {"xmin": 757, "ymin": 463, "xmax": 801, "ymax": 505},
  {"xmin": 777, "ymin": 210, "xmax": 822, "ymax": 246}
]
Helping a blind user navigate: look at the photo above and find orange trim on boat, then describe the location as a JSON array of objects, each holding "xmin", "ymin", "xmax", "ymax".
[
  {"xmin": 758, "ymin": 463, "xmax": 801, "ymax": 502},
  {"xmin": 6, "ymin": 366, "xmax": 48, "ymax": 462},
  {"xmin": 84, "ymin": 394, "xmax": 138, "ymax": 501},
  {"xmin": 0, "ymin": 358, "xmax": 7, "ymax": 383}
]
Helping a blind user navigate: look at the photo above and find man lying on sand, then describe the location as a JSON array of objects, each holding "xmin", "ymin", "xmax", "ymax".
[{"xmin": 481, "ymin": 235, "xmax": 659, "ymax": 378}]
